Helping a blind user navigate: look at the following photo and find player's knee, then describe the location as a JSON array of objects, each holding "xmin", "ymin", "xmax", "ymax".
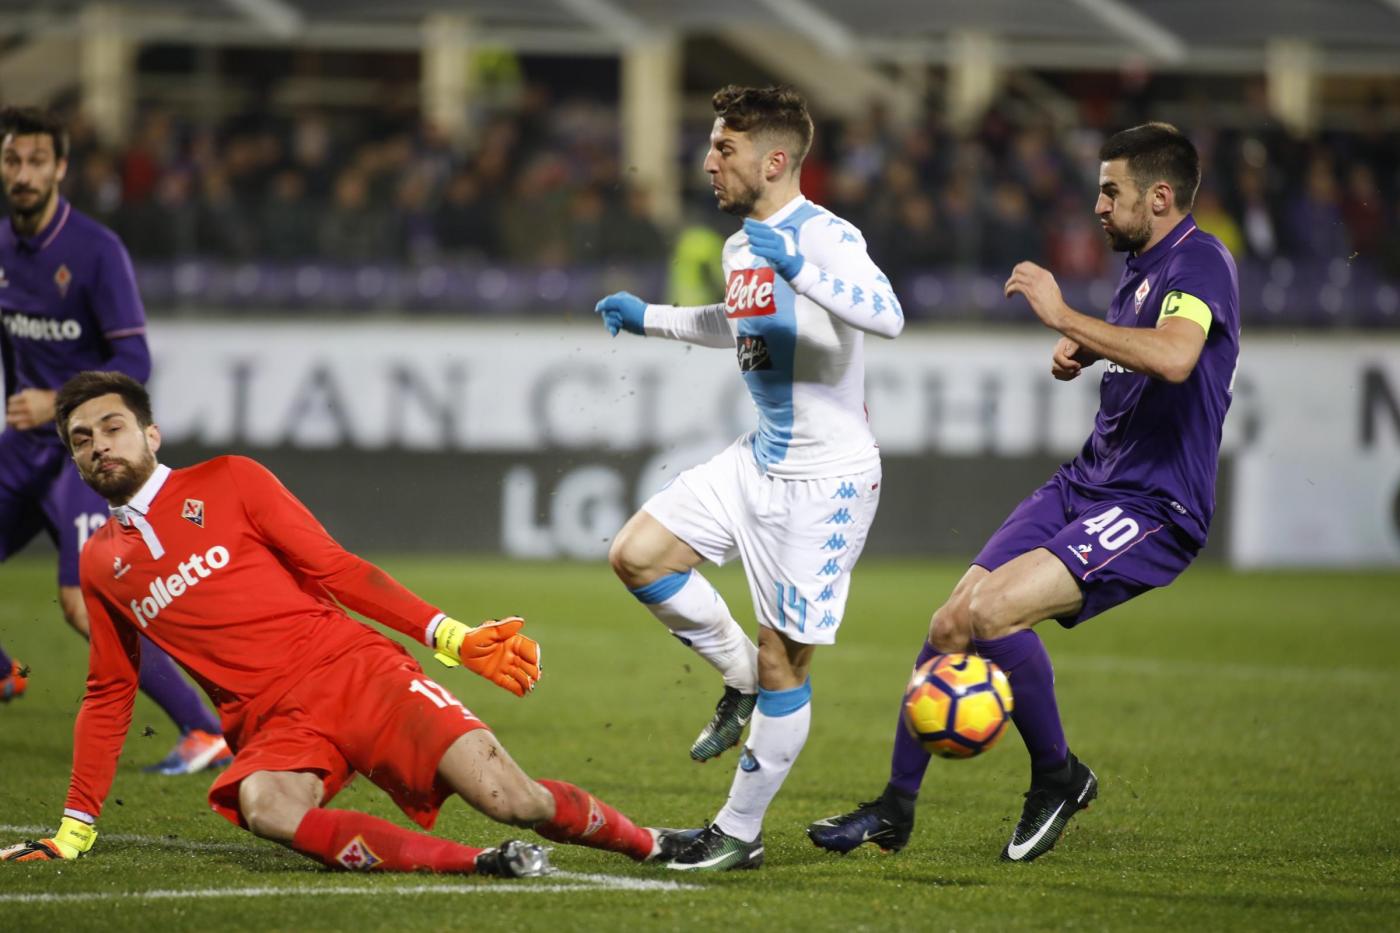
[
  {"xmin": 239, "ymin": 778, "xmax": 316, "ymax": 843},
  {"xmin": 607, "ymin": 530, "xmax": 651, "ymax": 588},
  {"xmin": 241, "ymin": 795, "xmax": 308, "ymax": 843},
  {"xmin": 928, "ymin": 601, "xmax": 973, "ymax": 653},
  {"xmin": 966, "ymin": 581, "xmax": 1015, "ymax": 641}
]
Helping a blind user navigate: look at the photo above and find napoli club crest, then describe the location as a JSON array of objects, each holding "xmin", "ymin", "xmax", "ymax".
[
  {"xmin": 1133, "ymin": 277, "xmax": 1151, "ymax": 314},
  {"xmin": 181, "ymin": 498, "xmax": 205, "ymax": 528}
]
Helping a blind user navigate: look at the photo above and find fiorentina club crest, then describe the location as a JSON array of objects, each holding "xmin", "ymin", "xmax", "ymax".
[
  {"xmin": 181, "ymin": 498, "xmax": 205, "ymax": 528},
  {"xmin": 1133, "ymin": 277, "xmax": 1151, "ymax": 314},
  {"xmin": 54, "ymin": 264, "xmax": 72, "ymax": 298},
  {"xmin": 335, "ymin": 835, "xmax": 382, "ymax": 871}
]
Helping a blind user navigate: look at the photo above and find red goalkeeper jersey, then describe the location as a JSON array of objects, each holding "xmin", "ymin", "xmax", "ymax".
[{"xmin": 65, "ymin": 455, "xmax": 443, "ymax": 819}]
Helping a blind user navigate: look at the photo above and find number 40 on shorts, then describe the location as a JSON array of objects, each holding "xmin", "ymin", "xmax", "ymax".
[{"xmin": 1081, "ymin": 507, "xmax": 1141, "ymax": 551}]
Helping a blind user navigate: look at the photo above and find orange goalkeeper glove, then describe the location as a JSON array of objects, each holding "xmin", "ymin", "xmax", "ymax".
[
  {"xmin": 433, "ymin": 616, "xmax": 541, "ymax": 697},
  {"xmin": 1, "ymin": 816, "xmax": 97, "ymax": 862}
]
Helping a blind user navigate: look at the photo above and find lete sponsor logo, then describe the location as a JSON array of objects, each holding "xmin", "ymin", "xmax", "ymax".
[
  {"xmin": 725, "ymin": 268, "xmax": 776, "ymax": 318},
  {"xmin": 128, "ymin": 544, "xmax": 231, "ymax": 628}
]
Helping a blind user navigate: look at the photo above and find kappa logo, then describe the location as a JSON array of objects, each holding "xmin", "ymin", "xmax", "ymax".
[
  {"xmin": 1067, "ymin": 543, "xmax": 1094, "ymax": 565},
  {"xmin": 54, "ymin": 264, "xmax": 72, "ymax": 298},
  {"xmin": 725, "ymin": 267, "xmax": 776, "ymax": 318},
  {"xmin": 335, "ymin": 836, "xmax": 382, "ymax": 871},
  {"xmin": 113, "ymin": 555, "xmax": 132, "ymax": 579},
  {"xmin": 181, "ymin": 498, "xmax": 205, "ymax": 528},
  {"xmin": 1133, "ymin": 277, "xmax": 1151, "ymax": 314}
]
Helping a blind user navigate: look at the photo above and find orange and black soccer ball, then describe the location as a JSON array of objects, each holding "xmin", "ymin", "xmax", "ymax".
[{"xmin": 903, "ymin": 653, "xmax": 1014, "ymax": 759}]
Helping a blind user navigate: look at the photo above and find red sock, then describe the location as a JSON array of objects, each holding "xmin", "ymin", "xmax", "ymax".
[
  {"xmin": 533, "ymin": 779, "xmax": 654, "ymax": 861},
  {"xmin": 291, "ymin": 808, "xmax": 484, "ymax": 873}
]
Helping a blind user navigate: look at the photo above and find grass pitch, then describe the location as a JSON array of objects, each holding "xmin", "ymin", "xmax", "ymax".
[{"xmin": 1, "ymin": 555, "xmax": 1397, "ymax": 931}]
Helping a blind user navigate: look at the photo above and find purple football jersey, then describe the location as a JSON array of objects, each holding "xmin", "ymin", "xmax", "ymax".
[
  {"xmin": 1061, "ymin": 214, "xmax": 1240, "ymax": 545},
  {"xmin": 0, "ymin": 198, "xmax": 148, "ymax": 442}
]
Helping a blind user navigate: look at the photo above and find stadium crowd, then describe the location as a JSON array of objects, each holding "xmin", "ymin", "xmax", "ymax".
[{"xmin": 47, "ymin": 84, "xmax": 1400, "ymax": 290}]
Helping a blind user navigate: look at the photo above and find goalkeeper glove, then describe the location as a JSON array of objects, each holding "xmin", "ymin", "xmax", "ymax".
[
  {"xmin": 0, "ymin": 816, "xmax": 97, "ymax": 862},
  {"xmin": 433, "ymin": 616, "xmax": 541, "ymax": 697}
]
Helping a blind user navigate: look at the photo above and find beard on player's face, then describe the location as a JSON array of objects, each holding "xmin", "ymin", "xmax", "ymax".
[
  {"xmin": 716, "ymin": 163, "xmax": 764, "ymax": 217},
  {"xmin": 81, "ymin": 443, "xmax": 157, "ymax": 501},
  {"xmin": 1105, "ymin": 194, "xmax": 1153, "ymax": 253},
  {"xmin": 6, "ymin": 180, "xmax": 54, "ymax": 219}
]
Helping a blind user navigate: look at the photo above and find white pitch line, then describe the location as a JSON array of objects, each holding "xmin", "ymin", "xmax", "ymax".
[
  {"xmin": 0, "ymin": 875, "xmax": 698, "ymax": 904},
  {"xmin": 0, "ymin": 825, "xmax": 699, "ymax": 895},
  {"xmin": 0, "ymin": 825, "xmax": 261, "ymax": 854}
]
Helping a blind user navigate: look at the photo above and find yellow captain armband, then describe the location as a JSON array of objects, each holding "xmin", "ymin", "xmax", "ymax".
[{"xmin": 1158, "ymin": 290, "xmax": 1212, "ymax": 336}]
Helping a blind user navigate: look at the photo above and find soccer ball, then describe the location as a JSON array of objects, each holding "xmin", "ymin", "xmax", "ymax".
[{"xmin": 903, "ymin": 653, "xmax": 1014, "ymax": 759}]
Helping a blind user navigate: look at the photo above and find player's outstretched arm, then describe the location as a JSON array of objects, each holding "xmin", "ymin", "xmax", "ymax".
[
  {"xmin": 63, "ymin": 587, "xmax": 141, "ymax": 827},
  {"xmin": 1006, "ymin": 261, "xmax": 1207, "ymax": 384},
  {"xmin": 431, "ymin": 615, "xmax": 541, "ymax": 697},
  {"xmin": 1, "ymin": 817, "xmax": 97, "ymax": 863},
  {"xmin": 595, "ymin": 291, "xmax": 732, "ymax": 348},
  {"xmin": 745, "ymin": 217, "xmax": 904, "ymax": 338}
]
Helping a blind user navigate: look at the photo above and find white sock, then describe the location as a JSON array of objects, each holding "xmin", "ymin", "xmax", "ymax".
[
  {"xmin": 631, "ymin": 570, "xmax": 757, "ymax": 692},
  {"xmin": 713, "ymin": 681, "xmax": 812, "ymax": 842}
]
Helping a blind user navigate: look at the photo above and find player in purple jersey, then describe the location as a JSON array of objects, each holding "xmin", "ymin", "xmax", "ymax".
[
  {"xmin": 0, "ymin": 107, "xmax": 229, "ymax": 773},
  {"xmin": 809, "ymin": 123, "xmax": 1240, "ymax": 862}
]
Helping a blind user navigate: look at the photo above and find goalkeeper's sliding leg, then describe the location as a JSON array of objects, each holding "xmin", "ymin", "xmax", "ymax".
[{"xmin": 238, "ymin": 731, "xmax": 687, "ymax": 876}]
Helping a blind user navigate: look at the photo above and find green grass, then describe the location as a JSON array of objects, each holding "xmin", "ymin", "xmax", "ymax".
[{"xmin": 1, "ymin": 555, "xmax": 1398, "ymax": 931}]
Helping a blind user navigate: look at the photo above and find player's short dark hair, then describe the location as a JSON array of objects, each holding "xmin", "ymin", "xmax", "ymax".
[
  {"xmin": 55, "ymin": 371, "xmax": 153, "ymax": 449},
  {"xmin": 0, "ymin": 106, "xmax": 69, "ymax": 161},
  {"xmin": 712, "ymin": 84, "xmax": 814, "ymax": 168},
  {"xmin": 1099, "ymin": 122, "xmax": 1200, "ymax": 212}
]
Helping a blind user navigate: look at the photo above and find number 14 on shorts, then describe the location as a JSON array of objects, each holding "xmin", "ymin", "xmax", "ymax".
[{"xmin": 409, "ymin": 678, "xmax": 476, "ymax": 719}]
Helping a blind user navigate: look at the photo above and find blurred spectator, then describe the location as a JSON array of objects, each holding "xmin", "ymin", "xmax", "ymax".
[
  {"xmin": 980, "ymin": 181, "xmax": 1044, "ymax": 271},
  {"xmin": 36, "ymin": 78, "xmax": 1395, "ymax": 293},
  {"xmin": 259, "ymin": 168, "xmax": 319, "ymax": 260},
  {"xmin": 1286, "ymin": 158, "xmax": 1350, "ymax": 261},
  {"xmin": 197, "ymin": 167, "xmax": 254, "ymax": 258},
  {"xmin": 319, "ymin": 169, "xmax": 390, "ymax": 263},
  {"xmin": 1341, "ymin": 163, "xmax": 1386, "ymax": 259},
  {"xmin": 1192, "ymin": 186, "xmax": 1245, "ymax": 260},
  {"xmin": 881, "ymin": 194, "xmax": 953, "ymax": 287},
  {"xmin": 434, "ymin": 168, "xmax": 499, "ymax": 258},
  {"xmin": 1231, "ymin": 165, "xmax": 1280, "ymax": 260}
]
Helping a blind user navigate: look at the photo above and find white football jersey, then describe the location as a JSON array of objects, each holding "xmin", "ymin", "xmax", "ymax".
[{"xmin": 644, "ymin": 195, "xmax": 904, "ymax": 479}]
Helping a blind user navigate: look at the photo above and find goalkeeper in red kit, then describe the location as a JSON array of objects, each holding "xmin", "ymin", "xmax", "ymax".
[{"xmin": 1, "ymin": 370, "xmax": 689, "ymax": 876}]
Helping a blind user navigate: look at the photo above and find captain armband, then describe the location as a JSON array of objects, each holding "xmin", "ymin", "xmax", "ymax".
[{"xmin": 1157, "ymin": 290, "xmax": 1212, "ymax": 336}]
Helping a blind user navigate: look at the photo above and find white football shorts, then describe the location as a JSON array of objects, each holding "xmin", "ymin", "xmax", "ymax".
[{"xmin": 643, "ymin": 435, "xmax": 881, "ymax": 646}]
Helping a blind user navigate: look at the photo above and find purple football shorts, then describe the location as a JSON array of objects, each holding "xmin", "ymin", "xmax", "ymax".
[
  {"xmin": 0, "ymin": 429, "xmax": 109, "ymax": 586},
  {"xmin": 972, "ymin": 470, "xmax": 1201, "ymax": 627}
]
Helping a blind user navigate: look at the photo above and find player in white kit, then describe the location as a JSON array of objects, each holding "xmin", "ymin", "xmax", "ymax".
[{"xmin": 594, "ymin": 85, "xmax": 904, "ymax": 870}]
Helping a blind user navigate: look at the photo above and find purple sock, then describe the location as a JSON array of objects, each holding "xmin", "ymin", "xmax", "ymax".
[
  {"xmin": 138, "ymin": 637, "xmax": 221, "ymax": 735},
  {"xmin": 888, "ymin": 640, "xmax": 941, "ymax": 796},
  {"xmin": 0, "ymin": 643, "xmax": 12, "ymax": 672},
  {"xmin": 973, "ymin": 630, "xmax": 1068, "ymax": 772}
]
